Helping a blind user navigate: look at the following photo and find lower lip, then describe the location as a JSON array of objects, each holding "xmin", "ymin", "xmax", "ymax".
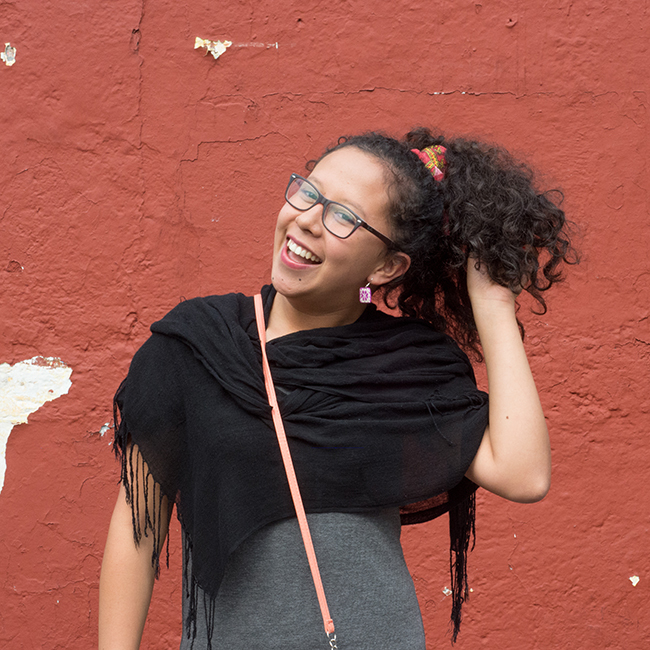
[{"xmin": 280, "ymin": 243, "xmax": 321, "ymax": 270}]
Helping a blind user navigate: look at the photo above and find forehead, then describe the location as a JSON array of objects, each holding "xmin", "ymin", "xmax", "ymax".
[{"xmin": 308, "ymin": 147, "xmax": 390, "ymax": 216}]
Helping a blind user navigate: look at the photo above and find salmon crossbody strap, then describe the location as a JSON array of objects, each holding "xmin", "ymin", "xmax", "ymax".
[{"xmin": 253, "ymin": 294, "xmax": 338, "ymax": 648}]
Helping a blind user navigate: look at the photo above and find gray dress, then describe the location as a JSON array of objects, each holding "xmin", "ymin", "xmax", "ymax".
[{"xmin": 180, "ymin": 509, "xmax": 426, "ymax": 650}]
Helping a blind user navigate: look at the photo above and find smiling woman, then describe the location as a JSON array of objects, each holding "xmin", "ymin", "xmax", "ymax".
[
  {"xmin": 99, "ymin": 128, "xmax": 577, "ymax": 650},
  {"xmin": 268, "ymin": 147, "xmax": 411, "ymax": 337}
]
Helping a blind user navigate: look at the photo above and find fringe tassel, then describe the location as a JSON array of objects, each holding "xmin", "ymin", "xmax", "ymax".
[
  {"xmin": 203, "ymin": 590, "xmax": 216, "ymax": 649},
  {"xmin": 113, "ymin": 386, "xmax": 169, "ymax": 580},
  {"xmin": 448, "ymin": 490, "xmax": 476, "ymax": 643},
  {"xmin": 182, "ymin": 532, "xmax": 216, "ymax": 650},
  {"xmin": 183, "ymin": 531, "xmax": 198, "ymax": 644},
  {"xmin": 114, "ymin": 382, "xmax": 223, "ymax": 649}
]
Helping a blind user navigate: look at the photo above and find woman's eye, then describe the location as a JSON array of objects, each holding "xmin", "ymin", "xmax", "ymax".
[
  {"xmin": 299, "ymin": 186, "xmax": 319, "ymax": 203},
  {"xmin": 332, "ymin": 208, "xmax": 357, "ymax": 226}
]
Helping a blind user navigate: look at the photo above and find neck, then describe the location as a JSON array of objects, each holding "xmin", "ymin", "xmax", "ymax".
[{"xmin": 266, "ymin": 292, "xmax": 366, "ymax": 341}]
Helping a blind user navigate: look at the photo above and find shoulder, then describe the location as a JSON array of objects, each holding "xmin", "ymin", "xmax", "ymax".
[
  {"xmin": 157, "ymin": 291, "xmax": 249, "ymax": 321},
  {"xmin": 150, "ymin": 290, "xmax": 260, "ymax": 336}
]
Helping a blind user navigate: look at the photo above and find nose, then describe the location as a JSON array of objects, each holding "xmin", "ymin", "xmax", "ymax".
[{"xmin": 294, "ymin": 203, "xmax": 324, "ymax": 236}]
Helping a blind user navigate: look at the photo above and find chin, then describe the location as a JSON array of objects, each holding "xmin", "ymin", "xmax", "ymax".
[{"xmin": 270, "ymin": 270, "xmax": 307, "ymax": 299}]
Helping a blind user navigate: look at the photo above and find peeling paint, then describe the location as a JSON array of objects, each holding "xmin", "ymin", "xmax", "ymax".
[
  {"xmin": 194, "ymin": 37, "xmax": 278, "ymax": 60},
  {"xmin": 0, "ymin": 357, "xmax": 72, "ymax": 494},
  {"xmin": 88, "ymin": 421, "xmax": 113, "ymax": 436},
  {"xmin": 1, "ymin": 42, "xmax": 16, "ymax": 66},
  {"xmin": 194, "ymin": 37, "xmax": 232, "ymax": 60},
  {"xmin": 629, "ymin": 575, "xmax": 640, "ymax": 587}
]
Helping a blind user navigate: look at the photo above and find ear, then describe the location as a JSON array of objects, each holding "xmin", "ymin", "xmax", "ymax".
[{"xmin": 370, "ymin": 251, "xmax": 411, "ymax": 286}]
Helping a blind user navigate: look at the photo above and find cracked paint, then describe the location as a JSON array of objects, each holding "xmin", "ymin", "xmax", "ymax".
[
  {"xmin": 194, "ymin": 37, "xmax": 232, "ymax": 60},
  {"xmin": 0, "ymin": 357, "xmax": 72, "ymax": 494},
  {"xmin": 233, "ymin": 41, "xmax": 279, "ymax": 50},
  {"xmin": 194, "ymin": 37, "xmax": 279, "ymax": 60}
]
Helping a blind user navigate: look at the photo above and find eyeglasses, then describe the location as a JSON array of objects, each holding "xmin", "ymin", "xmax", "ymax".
[{"xmin": 284, "ymin": 174, "xmax": 396, "ymax": 248}]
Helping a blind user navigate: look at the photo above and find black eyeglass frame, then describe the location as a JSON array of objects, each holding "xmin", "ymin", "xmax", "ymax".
[{"xmin": 284, "ymin": 174, "xmax": 396, "ymax": 248}]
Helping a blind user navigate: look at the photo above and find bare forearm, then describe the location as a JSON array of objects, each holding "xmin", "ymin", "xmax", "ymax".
[
  {"xmin": 98, "ymin": 485, "xmax": 157, "ymax": 650},
  {"xmin": 466, "ymin": 294, "xmax": 551, "ymax": 502}
]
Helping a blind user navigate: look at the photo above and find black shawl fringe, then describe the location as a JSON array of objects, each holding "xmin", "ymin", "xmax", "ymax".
[
  {"xmin": 115, "ymin": 384, "xmax": 213, "ymax": 649},
  {"xmin": 113, "ymin": 387, "xmax": 170, "ymax": 578},
  {"xmin": 448, "ymin": 490, "xmax": 476, "ymax": 643},
  {"xmin": 182, "ymin": 532, "xmax": 216, "ymax": 650}
]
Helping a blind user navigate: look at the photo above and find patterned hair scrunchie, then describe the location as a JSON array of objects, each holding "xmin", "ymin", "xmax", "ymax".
[{"xmin": 411, "ymin": 145, "xmax": 447, "ymax": 181}]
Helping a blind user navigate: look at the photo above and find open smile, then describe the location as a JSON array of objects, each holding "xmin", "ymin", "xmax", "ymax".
[{"xmin": 286, "ymin": 237, "xmax": 322, "ymax": 264}]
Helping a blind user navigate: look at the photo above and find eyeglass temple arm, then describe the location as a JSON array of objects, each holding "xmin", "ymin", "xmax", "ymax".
[{"xmin": 360, "ymin": 222, "xmax": 396, "ymax": 248}]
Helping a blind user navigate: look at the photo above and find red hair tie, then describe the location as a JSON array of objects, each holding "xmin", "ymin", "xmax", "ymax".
[{"xmin": 411, "ymin": 145, "xmax": 447, "ymax": 181}]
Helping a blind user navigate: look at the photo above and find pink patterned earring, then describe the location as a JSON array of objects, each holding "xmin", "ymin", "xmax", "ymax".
[{"xmin": 359, "ymin": 281, "xmax": 372, "ymax": 304}]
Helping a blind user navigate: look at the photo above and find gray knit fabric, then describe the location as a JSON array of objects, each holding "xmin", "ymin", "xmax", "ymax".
[{"xmin": 180, "ymin": 509, "xmax": 426, "ymax": 650}]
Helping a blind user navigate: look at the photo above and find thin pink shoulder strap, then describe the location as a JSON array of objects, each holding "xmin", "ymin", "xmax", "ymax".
[{"xmin": 253, "ymin": 294, "xmax": 336, "ymax": 640}]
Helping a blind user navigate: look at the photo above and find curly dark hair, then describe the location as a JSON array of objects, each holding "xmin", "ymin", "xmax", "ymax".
[{"xmin": 311, "ymin": 128, "xmax": 578, "ymax": 359}]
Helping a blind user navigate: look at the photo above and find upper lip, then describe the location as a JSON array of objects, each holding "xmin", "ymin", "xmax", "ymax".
[{"xmin": 286, "ymin": 235, "xmax": 321, "ymax": 260}]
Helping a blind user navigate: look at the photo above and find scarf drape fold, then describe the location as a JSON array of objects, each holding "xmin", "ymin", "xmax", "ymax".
[{"xmin": 113, "ymin": 286, "xmax": 488, "ymax": 645}]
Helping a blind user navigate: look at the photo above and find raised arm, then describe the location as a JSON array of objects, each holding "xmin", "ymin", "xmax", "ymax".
[
  {"xmin": 464, "ymin": 260, "xmax": 552, "ymax": 503},
  {"xmin": 99, "ymin": 452, "xmax": 170, "ymax": 649}
]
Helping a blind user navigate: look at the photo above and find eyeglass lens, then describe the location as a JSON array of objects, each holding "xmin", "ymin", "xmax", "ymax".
[{"xmin": 286, "ymin": 177, "xmax": 359, "ymax": 239}]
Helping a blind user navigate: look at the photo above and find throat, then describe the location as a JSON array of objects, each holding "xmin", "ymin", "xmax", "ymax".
[{"xmin": 266, "ymin": 292, "xmax": 366, "ymax": 340}]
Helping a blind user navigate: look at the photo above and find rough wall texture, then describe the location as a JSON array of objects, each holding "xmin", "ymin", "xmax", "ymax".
[{"xmin": 1, "ymin": 1, "xmax": 648, "ymax": 648}]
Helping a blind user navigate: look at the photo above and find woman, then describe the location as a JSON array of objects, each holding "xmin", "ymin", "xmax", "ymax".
[{"xmin": 99, "ymin": 128, "xmax": 575, "ymax": 649}]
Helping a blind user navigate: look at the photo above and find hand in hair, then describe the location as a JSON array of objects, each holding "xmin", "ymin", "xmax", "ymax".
[
  {"xmin": 466, "ymin": 255, "xmax": 521, "ymax": 307},
  {"xmin": 464, "ymin": 258, "xmax": 551, "ymax": 503}
]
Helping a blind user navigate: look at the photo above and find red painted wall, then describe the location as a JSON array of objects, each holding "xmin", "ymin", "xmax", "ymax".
[{"xmin": 1, "ymin": 1, "xmax": 648, "ymax": 648}]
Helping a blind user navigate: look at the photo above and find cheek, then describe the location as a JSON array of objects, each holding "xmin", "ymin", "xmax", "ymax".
[
  {"xmin": 273, "ymin": 207, "xmax": 292, "ymax": 244},
  {"xmin": 329, "ymin": 240, "xmax": 381, "ymax": 277},
  {"xmin": 276, "ymin": 203, "xmax": 295, "ymax": 227}
]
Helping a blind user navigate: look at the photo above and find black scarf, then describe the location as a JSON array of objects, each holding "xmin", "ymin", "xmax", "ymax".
[{"xmin": 113, "ymin": 286, "xmax": 489, "ymax": 644}]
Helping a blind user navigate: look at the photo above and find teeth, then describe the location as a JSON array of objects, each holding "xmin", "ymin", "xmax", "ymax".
[{"xmin": 287, "ymin": 239, "xmax": 321, "ymax": 263}]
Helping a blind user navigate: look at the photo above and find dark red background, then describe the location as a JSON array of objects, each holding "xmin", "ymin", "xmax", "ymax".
[{"xmin": 1, "ymin": 1, "xmax": 648, "ymax": 648}]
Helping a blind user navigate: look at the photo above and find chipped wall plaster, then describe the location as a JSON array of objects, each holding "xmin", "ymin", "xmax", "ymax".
[
  {"xmin": 194, "ymin": 37, "xmax": 232, "ymax": 60},
  {"xmin": 1, "ymin": 43, "xmax": 16, "ymax": 67},
  {"xmin": 0, "ymin": 357, "xmax": 72, "ymax": 494}
]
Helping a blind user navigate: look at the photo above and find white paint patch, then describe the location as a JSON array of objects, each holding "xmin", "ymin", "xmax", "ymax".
[
  {"xmin": 442, "ymin": 586, "xmax": 452, "ymax": 597},
  {"xmin": 194, "ymin": 37, "xmax": 232, "ymax": 60},
  {"xmin": 2, "ymin": 43, "xmax": 16, "ymax": 66},
  {"xmin": 0, "ymin": 356, "xmax": 72, "ymax": 494},
  {"xmin": 629, "ymin": 575, "xmax": 640, "ymax": 587},
  {"xmin": 194, "ymin": 37, "xmax": 279, "ymax": 60}
]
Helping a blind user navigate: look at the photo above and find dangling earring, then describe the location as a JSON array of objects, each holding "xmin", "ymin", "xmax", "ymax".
[{"xmin": 359, "ymin": 281, "xmax": 372, "ymax": 304}]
